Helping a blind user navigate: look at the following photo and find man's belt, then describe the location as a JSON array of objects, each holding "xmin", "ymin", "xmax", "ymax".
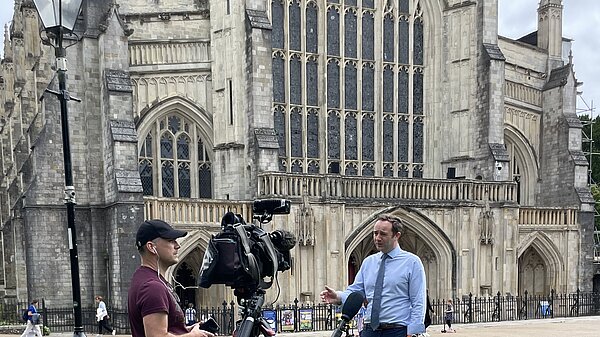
[{"xmin": 365, "ymin": 323, "xmax": 406, "ymax": 330}]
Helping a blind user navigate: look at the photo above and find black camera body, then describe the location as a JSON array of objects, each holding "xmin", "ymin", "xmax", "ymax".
[{"xmin": 198, "ymin": 199, "xmax": 296, "ymax": 292}]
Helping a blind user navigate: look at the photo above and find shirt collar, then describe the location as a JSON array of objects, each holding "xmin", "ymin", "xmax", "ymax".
[{"xmin": 381, "ymin": 246, "xmax": 402, "ymax": 259}]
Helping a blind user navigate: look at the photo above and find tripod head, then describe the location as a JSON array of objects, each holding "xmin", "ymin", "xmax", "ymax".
[{"xmin": 234, "ymin": 289, "xmax": 275, "ymax": 337}]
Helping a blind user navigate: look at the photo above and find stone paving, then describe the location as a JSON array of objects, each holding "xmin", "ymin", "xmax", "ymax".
[{"xmin": 4, "ymin": 316, "xmax": 600, "ymax": 337}]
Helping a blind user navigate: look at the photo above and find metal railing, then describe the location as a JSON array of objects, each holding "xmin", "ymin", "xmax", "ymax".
[{"xmin": 1, "ymin": 290, "xmax": 599, "ymax": 334}]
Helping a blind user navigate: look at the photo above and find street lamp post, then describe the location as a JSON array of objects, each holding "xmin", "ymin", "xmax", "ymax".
[{"xmin": 32, "ymin": 1, "xmax": 85, "ymax": 337}]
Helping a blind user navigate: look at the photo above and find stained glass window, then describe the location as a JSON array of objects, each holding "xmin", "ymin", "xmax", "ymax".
[
  {"xmin": 345, "ymin": 62, "xmax": 357, "ymax": 110},
  {"xmin": 270, "ymin": 0, "xmax": 426, "ymax": 177},
  {"xmin": 161, "ymin": 134, "xmax": 173, "ymax": 158},
  {"xmin": 327, "ymin": 60, "xmax": 340, "ymax": 108},
  {"xmin": 291, "ymin": 108, "xmax": 303, "ymax": 157},
  {"xmin": 306, "ymin": 3, "xmax": 318, "ymax": 53},
  {"xmin": 178, "ymin": 163, "xmax": 191, "ymax": 197},
  {"xmin": 362, "ymin": 114, "xmax": 374, "ymax": 161},
  {"xmin": 328, "ymin": 111, "xmax": 340, "ymax": 159},
  {"xmin": 139, "ymin": 114, "xmax": 212, "ymax": 199},
  {"xmin": 199, "ymin": 164, "xmax": 212, "ymax": 198},
  {"xmin": 289, "ymin": 1, "xmax": 301, "ymax": 51},
  {"xmin": 345, "ymin": 113, "xmax": 357, "ymax": 160},
  {"xmin": 290, "ymin": 55, "xmax": 302, "ymax": 105},
  {"xmin": 383, "ymin": 15, "xmax": 394, "ymax": 62},
  {"xmin": 307, "ymin": 58, "xmax": 319, "ymax": 106},
  {"xmin": 327, "ymin": 7, "xmax": 340, "ymax": 56},
  {"xmin": 162, "ymin": 161, "xmax": 174, "ymax": 197},
  {"xmin": 273, "ymin": 54, "xmax": 285, "ymax": 103},
  {"xmin": 274, "ymin": 107, "xmax": 286, "ymax": 157},
  {"xmin": 362, "ymin": 63, "xmax": 374, "ymax": 111},
  {"xmin": 139, "ymin": 159, "xmax": 153, "ymax": 195},
  {"xmin": 383, "ymin": 116, "xmax": 393, "ymax": 162},
  {"xmin": 398, "ymin": 118, "xmax": 409, "ymax": 162},
  {"xmin": 271, "ymin": 0, "xmax": 284, "ymax": 49},
  {"xmin": 344, "ymin": 10, "xmax": 357, "ymax": 58},
  {"xmin": 383, "ymin": 67, "xmax": 394, "ymax": 112},
  {"xmin": 362, "ymin": 12, "xmax": 374, "ymax": 60},
  {"xmin": 307, "ymin": 109, "xmax": 319, "ymax": 158}
]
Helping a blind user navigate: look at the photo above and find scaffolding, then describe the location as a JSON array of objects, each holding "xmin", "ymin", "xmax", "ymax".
[{"xmin": 578, "ymin": 95, "xmax": 600, "ymax": 261}]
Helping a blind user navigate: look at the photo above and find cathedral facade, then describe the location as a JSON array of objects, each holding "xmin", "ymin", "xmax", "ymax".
[{"xmin": 0, "ymin": 0, "xmax": 599, "ymax": 310}]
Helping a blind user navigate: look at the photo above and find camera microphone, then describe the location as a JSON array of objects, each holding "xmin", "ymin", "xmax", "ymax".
[
  {"xmin": 252, "ymin": 199, "xmax": 291, "ymax": 215},
  {"xmin": 331, "ymin": 291, "xmax": 365, "ymax": 337}
]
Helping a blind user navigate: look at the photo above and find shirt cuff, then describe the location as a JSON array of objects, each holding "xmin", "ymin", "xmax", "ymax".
[{"xmin": 407, "ymin": 322, "xmax": 425, "ymax": 336}]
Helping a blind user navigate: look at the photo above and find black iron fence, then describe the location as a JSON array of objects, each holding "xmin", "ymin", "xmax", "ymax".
[{"xmin": 1, "ymin": 290, "xmax": 599, "ymax": 334}]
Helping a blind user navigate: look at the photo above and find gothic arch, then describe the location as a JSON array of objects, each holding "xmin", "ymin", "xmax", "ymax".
[
  {"xmin": 165, "ymin": 230, "xmax": 232, "ymax": 307},
  {"xmin": 137, "ymin": 95, "xmax": 214, "ymax": 154},
  {"xmin": 504, "ymin": 125, "xmax": 539, "ymax": 205},
  {"xmin": 344, "ymin": 206, "xmax": 456, "ymax": 299},
  {"xmin": 516, "ymin": 231, "xmax": 564, "ymax": 294}
]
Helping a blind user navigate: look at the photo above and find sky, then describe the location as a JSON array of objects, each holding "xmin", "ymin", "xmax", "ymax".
[{"xmin": 0, "ymin": 1, "xmax": 598, "ymax": 114}]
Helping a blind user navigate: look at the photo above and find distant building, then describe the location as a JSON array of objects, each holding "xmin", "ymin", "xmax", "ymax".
[{"xmin": 0, "ymin": 0, "xmax": 598, "ymax": 309}]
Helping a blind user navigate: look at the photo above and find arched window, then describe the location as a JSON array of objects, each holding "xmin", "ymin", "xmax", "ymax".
[
  {"xmin": 271, "ymin": 0, "xmax": 425, "ymax": 176},
  {"xmin": 138, "ymin": 114, "xmax": 212, "ymax": 198}
]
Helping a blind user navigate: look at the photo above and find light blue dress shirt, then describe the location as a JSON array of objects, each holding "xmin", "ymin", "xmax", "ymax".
[{"xmin": 339, "ymin": 246, "xmax": 426, "ymax": 335}]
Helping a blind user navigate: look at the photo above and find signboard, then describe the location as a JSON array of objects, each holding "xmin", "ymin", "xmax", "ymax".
[
  {"xmin": 262, "ymin": 310, "xmax": 277, "ymax": 332},
  {"xmin": 298, "ymin": 309, "xmax": 313, "ymax": 331},
  {"xmin": 280, "ymin": 309, "xmax": 295, "ymax": 332}
]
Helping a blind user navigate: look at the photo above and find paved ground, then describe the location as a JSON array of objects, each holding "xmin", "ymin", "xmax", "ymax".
[{"xmin": 5, "ymin": 316, "xmax": 600, "ymax": 337}]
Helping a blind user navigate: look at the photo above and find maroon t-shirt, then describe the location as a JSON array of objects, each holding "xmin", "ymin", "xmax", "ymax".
[{"xmin": 128, "ymin": 266, "xmax": 187, "ymax": 337}]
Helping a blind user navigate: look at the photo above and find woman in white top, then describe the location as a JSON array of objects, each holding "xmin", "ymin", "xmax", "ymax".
[{"xmin": 95, "ymin": 295, "xmax": 116, "ymax": 336}]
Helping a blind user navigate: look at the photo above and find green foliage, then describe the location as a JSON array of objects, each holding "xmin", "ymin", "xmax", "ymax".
[{"xmin": 42, "ymin": 326, "xmax": 50, "ymax": 336}]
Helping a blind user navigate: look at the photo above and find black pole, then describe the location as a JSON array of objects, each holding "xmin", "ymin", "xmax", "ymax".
[{"xmin": 54, "ymin": 27, "xmax": 85, "ymax": 337}]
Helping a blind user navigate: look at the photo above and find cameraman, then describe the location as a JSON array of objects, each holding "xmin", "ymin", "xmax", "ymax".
[{"xmin": 128, "ymin": 219, "xmax": 214, "ymax": 337}]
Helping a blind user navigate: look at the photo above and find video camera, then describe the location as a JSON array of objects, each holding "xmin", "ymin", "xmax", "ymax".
[{"xmin": 198, "ymin": 199, "xmax": 296, "ymax": 292}]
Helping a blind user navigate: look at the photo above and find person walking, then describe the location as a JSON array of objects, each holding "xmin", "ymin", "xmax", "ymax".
[
  {"xmin": 442, "ymin": 299, "xmax": 454, "ymax": 333},
  {"xmin": 424, "ymin": 292, "xmax": 434, "ymax": 330},
  {"xmin": 95, "ymin": 295, "xmax": 116, "ymax": 336},
  {"xmin": 185, "ymin": 303, "xmax": 197, "ymax": 326},
  {"xmin": 320, "ymin": 214, "xmax": 427, "ymax": 337},
  {"xmin": 20, "ymin": 299, "xmax": 42, "ymax": 337},
  {"xmin": 128, "ymin": 219, "xmax": 214, "ymax": 337}
]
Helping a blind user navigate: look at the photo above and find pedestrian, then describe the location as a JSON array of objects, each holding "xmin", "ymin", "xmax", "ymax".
[
  {"xmin": 127, "ymin": 219, "xmax": 214, "ymax": 337},
  {"xmin": 442, "ymin": 299, "xmax": 454, "ymax": 333},
  {"xmin": 20, "ymin": 299, "xmax": 42, "ymax": 337},
  {"xmin": 356, "ymin": 301, "xmax": 367, "ymax": 334},
  {"xmin": 95, "ymin": 295, "xmax": 116, "ymax": 336},
  {"xmin": 320, "ymin": 214, "xmax": 427, "ymax": 337},
  {"xmin": 185, "ymin": 303, "xmax": 197, "ymax": 326},
  {"xmin": 424, "ymin": 292, "xmax": 434, "ymax": 329}
]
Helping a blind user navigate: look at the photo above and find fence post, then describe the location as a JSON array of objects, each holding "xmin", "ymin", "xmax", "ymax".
[
  {"xmin": 468, "ymin": 293, "xmax": 473, "ymax": 323},
  {"xmin": 550, "ymin": 289, "xmax": 555, "ymax": 318},
  {"xmin": 229, "ymin": 300, "xmax": 236, "ymax": 335}
]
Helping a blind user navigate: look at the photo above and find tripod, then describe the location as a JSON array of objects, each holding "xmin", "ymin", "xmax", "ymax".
[{"xmin": 234, "ymin": 289, "xmax": 275, "ymax": 337}]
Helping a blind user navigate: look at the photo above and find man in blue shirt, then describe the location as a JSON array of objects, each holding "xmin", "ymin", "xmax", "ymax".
[
  {"xmin": 20, "ymin": 299, "xmax": 42, "ymax": 337},
  {"xmin": 320, "ymin": 214, "xmax": 426, "ymax": 337}
]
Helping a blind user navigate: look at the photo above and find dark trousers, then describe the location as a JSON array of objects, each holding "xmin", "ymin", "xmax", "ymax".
[
  {"xmin": 98, "ymin": 317, "xmax": 113, "ymax": 334},
  {"xmin": 360, "ymin": 326, "xmax": 407, "ymax": 337}
]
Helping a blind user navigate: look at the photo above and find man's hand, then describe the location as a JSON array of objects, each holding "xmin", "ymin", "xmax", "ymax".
[{"xmin": 320, "ymin": 285, "xmax": 341, "ymax": 304}]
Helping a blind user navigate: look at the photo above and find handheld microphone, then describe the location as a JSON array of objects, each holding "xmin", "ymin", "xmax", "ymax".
[{"xmin": 331, "ymin": 291, "xmax": 366, "ymax": 337}]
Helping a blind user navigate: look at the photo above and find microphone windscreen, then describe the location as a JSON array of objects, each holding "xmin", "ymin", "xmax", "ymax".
[{"xmin": 341, "ymin": 291, "xmax": 366, "ymax": 319}]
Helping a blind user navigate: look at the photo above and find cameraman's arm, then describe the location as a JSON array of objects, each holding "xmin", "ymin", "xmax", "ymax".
[{"xmin": 143, "ymin": 313, "xmax": 214, "ymax": 337}]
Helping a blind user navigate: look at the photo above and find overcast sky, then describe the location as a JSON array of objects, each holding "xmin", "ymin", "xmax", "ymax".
[{"xmin": 0, "ymin": 1, "xmax": 598, "ymax": 114}]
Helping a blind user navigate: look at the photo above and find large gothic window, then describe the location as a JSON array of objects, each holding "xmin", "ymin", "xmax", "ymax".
[
  {"xmin": 138, "ymin": 114, "xmax": 212, "ymax": 198},
  {"xmin": 271, "ymin": 0, "xmax": 425, "ymax": 177}
]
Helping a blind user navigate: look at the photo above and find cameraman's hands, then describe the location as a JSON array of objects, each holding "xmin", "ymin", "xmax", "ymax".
[{"xmin": 320, "ymin": 285, "xmax": 341, "ymax": 305}]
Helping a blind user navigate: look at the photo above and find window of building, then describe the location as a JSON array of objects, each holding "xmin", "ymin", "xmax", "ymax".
[
  {"xmin": 271, "ymin": 0, "xmax": 425, "ymax": 176},
  {"xmin": 138, "ymin": 114, "xmax": 212, "ymax": 198}
]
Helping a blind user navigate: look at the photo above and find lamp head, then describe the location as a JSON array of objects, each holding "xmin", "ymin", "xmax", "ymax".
[{"xmin": 33, "ymin": 0, "xmax": 84, "ymax": 33}]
